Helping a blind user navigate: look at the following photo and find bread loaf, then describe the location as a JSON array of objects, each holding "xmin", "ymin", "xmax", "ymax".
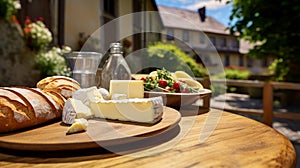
[
  {"xmin": 0, "ymin": 76, "xmax": 80, "ymax": 133},
  {"xmin": 37, "ymin": 76, "xmax": 80, "ymax": 98}
]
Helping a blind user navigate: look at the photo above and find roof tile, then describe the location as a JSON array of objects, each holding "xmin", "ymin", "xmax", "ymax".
[{"xmin": 158, "ymin": 5, "xmax": 230, "ymax": 35}]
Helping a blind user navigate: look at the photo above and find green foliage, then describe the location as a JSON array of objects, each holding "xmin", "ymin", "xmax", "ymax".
[
  {"xmin": 24, "ymin": 19, "xmax": 52, "ymax": 51},
  {"xmin": 224, "ymin": 67, "xmax": 250, "ymax": 93},
  {"xmin": 229, "ymin": 0, "xmax": 300, "ymax": 81},
  {"xmin": 213, "ymin": 66, "xmax": 250, "ymax": 80},
  {"xmin": 224, "ymin": 66, "xmax": 250, "ymax": 80},
  {"xmin": 210, "ymin": 83, "xmax": 227, "ymax": 96},
  {"xmin": 35, "ymin": 47, "xmax": 71, "ymax": 77},
  {"xmin": 268, "ymin": 58, "xmax": 289, "ymax": 82},
  {"xmin": 0, "ymin": 0, "xmax": 20, "ymax": 20},
  {"xmin": 211, "ymin": 66, "xmax": 250, "ymax": 95},
  {"xmin": 20, "ymin": 16, "xmax": 71, "ymax": 78},
  {"xmin": 146, "ymin": 42, "xmax": 208, "ymax": 77}
]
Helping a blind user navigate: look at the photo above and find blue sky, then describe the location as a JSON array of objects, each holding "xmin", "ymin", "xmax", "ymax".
[{"xmin": 155, "ymin": 0, "xmax": 232, "ymax": 26}]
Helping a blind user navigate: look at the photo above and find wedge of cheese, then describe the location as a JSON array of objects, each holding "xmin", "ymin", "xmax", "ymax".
[
  {"xmin": 62, "ymin": 98, "xmax": 93, "ymax": 124},
  {"xmin": 90, "ymin": 96, "xmax": 163, "ymax": 124},
  {"xmin": 66, "ymin": 118, "xmax": 88, "ymax": 134},
  {"xmin": 109, "ymin": 80, "xmax": 144, "ymax": 99},
  {"xmin": 63, "ymin": 82, "xmax": 164, "ymax": 125}
]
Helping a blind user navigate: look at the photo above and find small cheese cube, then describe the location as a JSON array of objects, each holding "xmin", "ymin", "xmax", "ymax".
[
  {"xmin": 66, "ymin": 118, "xmax": 88, "ymax": 134},
  {"xmin": 109, "ymin": 80, "xmax": 144, "ymax": 99}
]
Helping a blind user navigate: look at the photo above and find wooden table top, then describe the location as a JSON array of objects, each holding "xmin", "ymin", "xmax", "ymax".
[{"xmin": 0, "ymin": 108, "xmax": 296, "ymax": 168}]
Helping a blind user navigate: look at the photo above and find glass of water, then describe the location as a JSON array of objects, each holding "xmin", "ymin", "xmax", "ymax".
[{"xmin": 64, "ymin": 52, "xmax": 102, "ymax": 88}]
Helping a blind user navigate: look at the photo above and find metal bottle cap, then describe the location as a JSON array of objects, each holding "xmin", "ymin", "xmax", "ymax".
[{"xmin": 109, "ymin": 42, "xmax": 123, "ymax": 54}]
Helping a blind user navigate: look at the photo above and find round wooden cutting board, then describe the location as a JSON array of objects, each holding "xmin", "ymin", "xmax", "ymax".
[{"xmin": 0, "ymin": 107, "xmax": 181, "ymax": 151}]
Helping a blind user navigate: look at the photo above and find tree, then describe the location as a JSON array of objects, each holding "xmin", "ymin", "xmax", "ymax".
[
  {"xmin": 145, "ymin": 42, "xmax": 208, "ymax": 78},
  {"xmin": 228, "ymin": 0, "xmax": 300, "ymax": 82}
]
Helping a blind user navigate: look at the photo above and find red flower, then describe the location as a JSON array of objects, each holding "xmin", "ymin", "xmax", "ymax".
[
  {"xmin": 24, "ymin": 27, "xmax": 31, "ymax": 34},
  {"xmin": 37, "ymin": 17, "xmax": 44, "ymax": 22},
  {"xmin": 24, "ymin": 16, "xmax": 32, "ymax": 25},
  {"xmin": 10, "ymin": 15, "xmax": 19, "ymax": 24}
]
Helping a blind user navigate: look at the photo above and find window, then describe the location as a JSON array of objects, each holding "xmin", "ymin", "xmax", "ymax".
[
  {"xmin": 183, "ymin": 30, "xmax": 189, "ymax": 42},
  {"xmin": 203, "ymin": 55, "xmax": 212, "ymax": 65},
  {"xmin": 166, "ymin": 29, "xmax": 174, "ymax": 40},
  {"xmin": 247, "ymin": 57, "xmax": 253, "ymax": 67},
  {"xmin": 220, "ymin": 37, "xmax": 227, "ymax": 47},
  {"xmin": 209, "ymin": 36, "xmax": 216, "ymax": 45},
  {"xmin": 199, "ymin": 33, "xmax": 205, "ymax": 44},
  {"xmin": 232, "ymin": 39, "xmax": 239, "ymax": 48},
  {"xmin": 239, "ymin": 55, "xmax": 244, "ymax": 66},
  {"xmin": 225, "ymin": 55, "xmax": 230, "ymax": 66},
  {"xmin": 104, "ymin": 0, "xmax": 116, "ymax": 17},
  {"xmin": 262, "ymin": 58, "xmax": 268, "ymax": 67}
]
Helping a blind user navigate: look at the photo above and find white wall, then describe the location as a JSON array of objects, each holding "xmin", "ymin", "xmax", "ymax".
[
  {"xmin": 118, "ymin": 0, "xmax": 133, "ymax": 41},
  {"xmin": 64, "ymin": 0, "xmax": 101, "ymax": 50}
]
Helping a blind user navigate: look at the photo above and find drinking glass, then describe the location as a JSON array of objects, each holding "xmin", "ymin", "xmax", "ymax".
[{"xmin": 64, "ymin": 52, "xmax": 102, "ymax": 88}]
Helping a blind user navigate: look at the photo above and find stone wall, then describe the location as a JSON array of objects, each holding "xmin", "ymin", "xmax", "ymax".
[{"xmin": 0, "ymin": 20, "xmax": 41, "ymax": 87}]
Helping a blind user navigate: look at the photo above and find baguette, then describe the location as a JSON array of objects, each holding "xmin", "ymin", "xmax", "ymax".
[
  {"xmin": 0, "ymin": 76, "xmax": 80, "ymax": 133},
  {"xmin": 37, "ymin": 76, "xmax": 80, "ymax": 98}
]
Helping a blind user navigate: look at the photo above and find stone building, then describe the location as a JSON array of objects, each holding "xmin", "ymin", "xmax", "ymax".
[{"xmin": 158, "ymin": 5, "xmax": 272, "ymax": 75}]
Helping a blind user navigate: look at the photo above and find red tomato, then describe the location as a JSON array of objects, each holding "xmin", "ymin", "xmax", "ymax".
[
  {"xmin": 173, "ymin": 81, "xmax": 180, "ymax": 91},
  {"xmin": 158, "ymin": 79, "xmax": 168, "ymax": 88},
  {"xmin": 140, "ymin": 77, "xmax": 146, "ymax": 81}
]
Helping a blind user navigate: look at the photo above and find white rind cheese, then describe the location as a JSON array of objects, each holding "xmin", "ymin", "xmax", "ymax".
[
  {"xmin": 98, "ymin": 88, "xmax": 110, "ymax": 100},
  {"xmin": 111, "ymin": 93, "xmax": 128, "ymax": 100},
  {"xmin": 90, "ymin": 96, "xmax": 163, "ymax": 124},
  {"xmin": 72, "ymin": 86, "xmax": 103, "ymax": 106},
  {"xmin": 62, "ymin": 98, "xmax": 93, "ymax": 124},
  {"xmin": 62, "ymin": 85, "xmax": 164, "ymax": 125}
]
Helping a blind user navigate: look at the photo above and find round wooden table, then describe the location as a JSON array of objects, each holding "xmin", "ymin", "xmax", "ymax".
[{"xmin": 0, "ymin": 108, "xmax": 296, "ymax": 168}]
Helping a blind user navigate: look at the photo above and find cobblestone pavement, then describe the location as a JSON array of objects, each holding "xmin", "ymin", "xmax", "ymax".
[{"xmin": 210, "ymin": 93, "xmax": 300, "ymax": 167}]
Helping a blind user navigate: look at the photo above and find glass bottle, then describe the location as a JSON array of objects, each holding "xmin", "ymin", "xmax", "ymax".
[{"xmin": 100, "ymin": 42, "xmax": 132, "ymax": 90}]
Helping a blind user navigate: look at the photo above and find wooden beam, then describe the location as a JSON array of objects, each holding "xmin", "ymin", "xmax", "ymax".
[
  {"xmin": 263, "ymin": 82, "xmax": 273, "ymax": 126},
  {"xmin": 57, "ymin": 0, "xmax": 65, "ymax": 47},
  {"xmin": 210, "ymin": 79, "xmax": 265, "ymax": 88},
  {"xmin": 274, "ymin": 112, "xmax": 300, "ymax": 120},
  {"xmin": 271, "ymin": 82, "xmax": 300, "ymax": 90}
]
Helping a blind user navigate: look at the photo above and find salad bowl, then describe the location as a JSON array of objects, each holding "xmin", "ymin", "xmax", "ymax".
[
  {"xmin": 144, "ymin": 89, "xmax": 211, "ymax": 107},
  {"xmin": 133, "ymin": 69, "xmax": 211, "ymax": 107}
]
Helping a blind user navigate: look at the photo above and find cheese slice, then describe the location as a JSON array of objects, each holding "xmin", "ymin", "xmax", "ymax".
[
  {"xmin": 66, "ymin": 118, "xmax": 88, "ymax": 134},
  {"xmin": 90, "ymin": 96, "xmax": 163, "ymax": 124},
  {"xmin": 62, "ymin": 98, "xmax": 93, "ymax": 124},
  {"xmin": 109, "ymin": 80, "xmax": 144, "ymax": 99},
  {"xmin": 72, "ymin": 86, "xmax": 104, "ymax": 106}
]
